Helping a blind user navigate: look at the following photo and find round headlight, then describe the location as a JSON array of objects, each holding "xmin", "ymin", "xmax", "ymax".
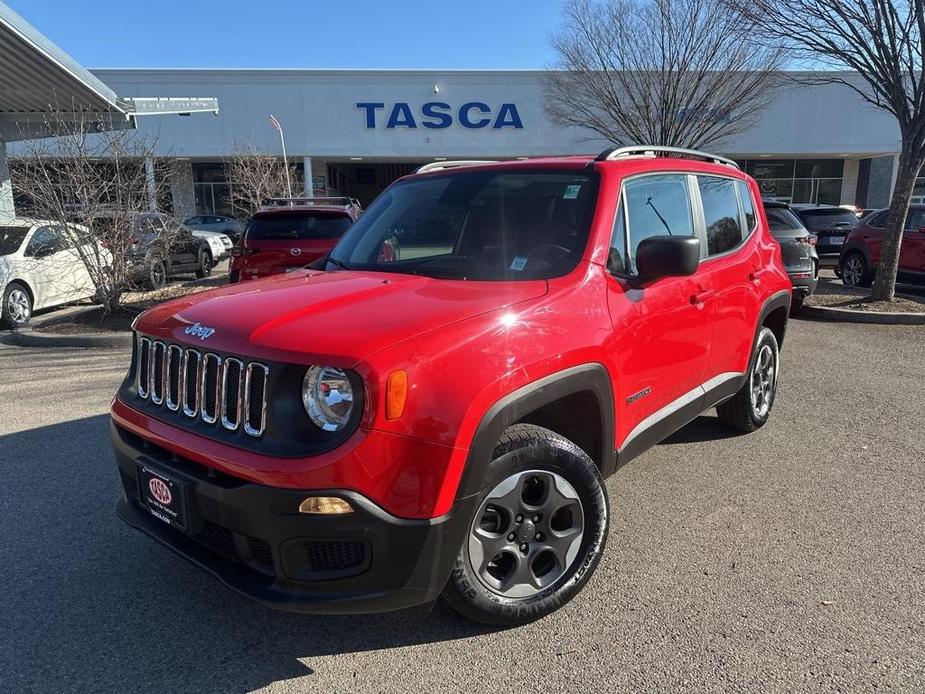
[{"xmin": 302, "ymin": 366, "xmax": 354, "ymax": 431}]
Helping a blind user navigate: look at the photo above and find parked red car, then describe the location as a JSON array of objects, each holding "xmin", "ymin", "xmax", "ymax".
[
  {"xmin": 229, "ymin": 197, "xmax": 361, "ymax": 283},
  {"xmin": 111, "ymin": 148, "xmax": 791, "ymax": 625},
  {"xmin": 840, "ymin": 205, "xmax": 925, "ymax": 287}
]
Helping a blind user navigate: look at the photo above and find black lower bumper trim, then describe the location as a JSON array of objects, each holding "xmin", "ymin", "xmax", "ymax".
[{"xmin": 113, "ymin": 422, "xmax": 476, "ymax": 614}]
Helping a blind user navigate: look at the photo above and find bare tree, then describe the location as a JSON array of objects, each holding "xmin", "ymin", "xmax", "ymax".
[
  {"xmin": 545, "ymin": 0, "xmax": 784, "ymax": 150},
  {"xmin": 725, "ymin": 0, "xmax": 923, "ymax": 302},
  {"xmin": 11, "ymin": 112, "xmax": 166, "ymax": 313},
  {"xmin": 224, "ymin": 147, "xmax": 300, "ymax": 218}
]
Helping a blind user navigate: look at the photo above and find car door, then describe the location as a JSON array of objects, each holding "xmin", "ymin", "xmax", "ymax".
[
  {"xmin": 605, "ymin": 173, "xmax": 715, "ymax": 452},
  {"xmin": 900, "ymin": 208, "xmax": 925, "ymax": 274},
  {"xmin": 161, "ymin": 218, "xmax": 199, "ymax": 271},
  {"xmin": 695, "ymin": 177, "xmax": 765, "ymax": 382},
  {"xmin": 22, "ymin": 225, "xmax": 66, "ymax": 307}
]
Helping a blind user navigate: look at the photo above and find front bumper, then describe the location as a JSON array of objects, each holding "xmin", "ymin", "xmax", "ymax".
[{"xmin": 112, "ymin": 421, "xmax": 473, "ymax": 614}]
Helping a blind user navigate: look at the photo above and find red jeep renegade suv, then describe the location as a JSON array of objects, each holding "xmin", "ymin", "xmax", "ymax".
[
  {"xmin": 112, "ymin": 147, "xmax": 791, "ymax": 625},
  {"xmin": 229, "ymin": 197, "xmax": 361, "ymax": 283}
]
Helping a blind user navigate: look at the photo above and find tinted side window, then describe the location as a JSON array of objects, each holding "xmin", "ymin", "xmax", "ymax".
[
  {"xmin": 624, "ymin": 174, "xmax": 694, "ymax": 272},
  {"xmin": 905, "ymin": 209, "xmax": 925, "ymax": 230},
  {"xmin": 698, "ymin": 176, "xmax": 743, "ymax": 255},
  {"xmin": 608, "ymin": 202, "xmax": 627, "ymax": 275},
  {"xmin": 736, "ymin": 180, "xmax": 756, "ymax": 231}
]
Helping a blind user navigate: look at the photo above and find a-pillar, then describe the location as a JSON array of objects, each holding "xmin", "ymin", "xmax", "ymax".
[{"xmin": 0, "ymin": 141, "xmax": 14, "ymax": 222}]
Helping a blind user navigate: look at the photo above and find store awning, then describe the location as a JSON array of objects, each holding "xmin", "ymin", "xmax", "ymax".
[{"xmin": 0, "ymin": 2, "xmax": 218, "ymax": 141}]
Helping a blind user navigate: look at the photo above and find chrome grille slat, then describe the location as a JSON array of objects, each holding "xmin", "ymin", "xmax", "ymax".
[
  {"xmin": 221, "ymin": 358, "xmax": 244, "ymax": 430},
  {"xmin": 182, "ymin": 349, "xmax": 201, "ymax": 417},
  {"xmin": 138, "ymin": 337, "xmax": 151, "ymax": 398},
  {"xmin": 200, "ymin": 353, "xmax": 222, "ymax": 424},
  {"xmin": 244, "ymin": 363, "xmax": 269, "ymax": 437},
  {"xmin": 150, "ymin": 341, "xmax": 166, "ymax": 405},
  {"xmin": 135, "ymin": 336, "xmax": 268, "ymax": 438},
  {"xmin": 165, "ymin": 345, "xmax": 183, "ymax": 411}
]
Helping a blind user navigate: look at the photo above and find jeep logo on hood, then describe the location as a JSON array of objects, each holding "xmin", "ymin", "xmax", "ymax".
[{"xmin": 184, "ymin": 322, "xmax": 215, "ymax": 341}]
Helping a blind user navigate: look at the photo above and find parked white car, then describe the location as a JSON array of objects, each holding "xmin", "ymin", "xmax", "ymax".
[{"xmin": 0, "ymin": 219, "xmax": 103, "ymax": 329}]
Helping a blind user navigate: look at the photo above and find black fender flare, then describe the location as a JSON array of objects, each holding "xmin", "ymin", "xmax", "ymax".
[
  {"xmin": 840, "ymin": 240, "xmax": 873, "ymax": 272},
  {"xmin": 756, "ymin": 288, "xmax": 791, "ymax": 349},
  {"xmin": 454, "ymin": 363, "xmax": 617, "ymax": 505}
]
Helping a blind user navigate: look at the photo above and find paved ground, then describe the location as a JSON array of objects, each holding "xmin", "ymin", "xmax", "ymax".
[{"xmin": 0, "ymin": 319, "xmax": 923, "ymax": 693}]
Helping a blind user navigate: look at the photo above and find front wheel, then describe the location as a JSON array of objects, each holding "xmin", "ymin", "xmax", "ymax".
[
  {"xmin": 147, "ymin": 259, "xmax": 167, "ymax": 290},
  {"xmin": 716, "ymin": 326, "xmax": 780, "ymax": 433},
  {"xmin": 441, "ymin": 424, "xmax": 609, "ymax": 626},
  {"xmin": 195, "ymin": 250, "xmax": 213, "ymax": 279},
  {"xmin": 1, "ymin": 282, "xmax": 33, "ymax": 329}
]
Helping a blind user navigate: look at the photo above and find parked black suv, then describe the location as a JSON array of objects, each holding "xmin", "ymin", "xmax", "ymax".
[
  {"xmin": 790, "ymin": 205, "xmax": 858, "ymax": 260},
  {"xmin": 126, "ymin": 213, "xmax": 213, "ymax": 289}
]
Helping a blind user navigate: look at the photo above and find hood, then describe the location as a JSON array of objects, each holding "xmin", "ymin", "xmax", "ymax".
[{"xmin": 135, "ymin": 269, "xmax": 548, "ymax": 366}]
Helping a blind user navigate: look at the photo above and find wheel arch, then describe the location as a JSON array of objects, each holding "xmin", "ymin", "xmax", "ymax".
[
  {"xmin": 5, "ymin": 277, "xmax": 35, "ymax": 307},
  {"xmin": 759, "ymin": 289, "xmax": 790, "ymax": 350},
  {"xmin": 454, "ymin": 363, "xmax": 616, "ymax": 504}
]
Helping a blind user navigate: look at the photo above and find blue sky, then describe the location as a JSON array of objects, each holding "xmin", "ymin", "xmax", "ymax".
[{"xmin": 6, "ymin": 0, "xmax": 564, "ymax": 69}]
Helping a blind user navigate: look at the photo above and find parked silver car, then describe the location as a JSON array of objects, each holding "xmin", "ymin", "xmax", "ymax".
[{"xmin": 183, "ymin": 214, "xmax": 245, "ymax": 243}]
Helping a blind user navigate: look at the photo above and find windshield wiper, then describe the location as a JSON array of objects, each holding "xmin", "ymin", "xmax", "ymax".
[
  {"xmin": 646, "ymin": 197, "xmax": 672, "ymax": 235},
  {"xmin": 325, "ymin": 256, "xmax": 351, "ymax": 271}
]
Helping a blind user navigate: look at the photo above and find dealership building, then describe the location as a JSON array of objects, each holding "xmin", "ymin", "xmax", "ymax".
[{"xmin": 23, "ymin": 66, "xmax": 911, "ymax": 218}]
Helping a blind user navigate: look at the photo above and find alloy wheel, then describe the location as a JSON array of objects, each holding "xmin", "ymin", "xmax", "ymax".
[
  {"xmin": 750, "ymin": 343, "xmax": 776, "ymax": 418},
  {"xmin": 842, "ymin": 255, "xmax": 864, "ymax": 287},
  {"xmin": 7, "ymin": 288, "xmax": 31, "ymax": 325},
  {"xmin": 468, "ymin": 470, "xmax": 584, "ymax": 599}
]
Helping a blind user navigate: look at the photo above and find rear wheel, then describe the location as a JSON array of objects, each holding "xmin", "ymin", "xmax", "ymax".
[
  {"xmin": 717, "ymin": 327, "xmax": 779, "ymax": 433},
  {"xmin": 441, "ymin": 424, "xmax": 608, "ymax": 626},
  {"xmin": 841, "ymin": 252, "xmax": 872, "ymax": 288},
  {"xmin": 1, "ymin": 282, "xmax": 33, "ymax": 329},
  {"xmin": 147, "ymin": 259, "xmax": 167, "ymax": 290}
]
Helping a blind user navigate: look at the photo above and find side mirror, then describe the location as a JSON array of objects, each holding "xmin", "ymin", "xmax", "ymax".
[{"xmin": 635, "ymin": 235, "xmax": 701, "ymax": 281}]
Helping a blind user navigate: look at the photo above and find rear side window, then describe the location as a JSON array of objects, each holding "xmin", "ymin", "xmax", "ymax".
[
  {"xmin": 765, "ymin": 207, "xmax": 805, "ymax": 233},
  {"xmin": 246, "ymin": 213, "xmax": 353, "ymax": 241},
  {"xmin": 698, "ymin": 176, "xmax": 743, "ymax": 255},
  {"xmin": 624, "ymin": 174, "xmax": 694, "ymax": 272},
  {"xmin": 0, "ymin": 226, "xmax": 28, "ymax": 255},
  {"xmin": 797, "ymin": 209, "xmax": 857, "ymax": 230},
  {"xmin": 865, "ymin": 211, "xmax": 887, "ymax": 228},
  {"xmin": 736, "ymin": 180, "xmax": 756, "ymax": 231}
]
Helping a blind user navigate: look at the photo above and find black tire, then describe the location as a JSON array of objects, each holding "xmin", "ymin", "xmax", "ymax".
[
  {"xmin": 147, "ymin": 259, "xmax": 167, "ymax": 290},
  {"xmin": 441, "ymin": 424, "xmax": 609, "ymax": 626},
  {"xmin": 1, "ymin": 282, "xmax": 33, "ymax": 329},
  {"xmin": 195, "ymin": 250, "xmax": 213, "ymax": 279},
  {"xmin": 840, "ymin": 251, "xmax": 872, "ymax": 288},
  {"xmin": 716, "ymin": 326, "xmax": 780, "ymax": 433}
]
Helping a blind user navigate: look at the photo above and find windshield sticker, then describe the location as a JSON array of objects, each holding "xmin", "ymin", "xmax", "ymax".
[
  {"xmin": 563, "ymin": 184, "xmax": 582, "ymax": 199},
  {"xmin": 510, "ymin": 256, "xmax": 528, "ymax": 272}
]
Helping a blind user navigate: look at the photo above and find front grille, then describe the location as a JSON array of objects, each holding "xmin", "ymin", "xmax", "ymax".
[
  {"xmin": 136, "ymin": 336, "xmax": 268, "ymax": 437},
  {"xmin": 193, "ymin": 521, "xmax": 275, "ymax": 576}
]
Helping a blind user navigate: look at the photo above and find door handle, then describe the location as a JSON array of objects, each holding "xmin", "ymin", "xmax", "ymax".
[
  {"xmin": 748, "ymin": 269, "xmax": 768, "ymax": 282},
  {"xmin": 690, "ymin": 289, "xmax": 715, "ymax": 305}
]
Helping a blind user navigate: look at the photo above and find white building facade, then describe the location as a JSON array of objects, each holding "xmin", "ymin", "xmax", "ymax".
[{"xmin": 90, "ymin": 68, "xmax": 904, "ymax": 218}]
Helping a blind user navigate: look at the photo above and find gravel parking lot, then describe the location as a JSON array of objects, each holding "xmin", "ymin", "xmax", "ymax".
[{"xmin": 1, "ymin": 319, "xmax": 923, "ymax": 693}]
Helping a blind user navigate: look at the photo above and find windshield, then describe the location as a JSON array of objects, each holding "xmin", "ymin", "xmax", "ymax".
[
  {"xmin": 0, "ymin": 226, "xmax": 28, "ymax": 256},
  {"xmin": 246, "ymin": 212, "xmax": 353, "ymax": 241},
  {"xmin": 328, "ymin": 169, "xmax": 599, "ymax": 280},
  {"xmin": 797, "ymin": 209, "xmax": 857, "ymax": 229}
]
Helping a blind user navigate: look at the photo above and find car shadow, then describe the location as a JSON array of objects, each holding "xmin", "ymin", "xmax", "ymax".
[
  {"xmin": 0, "ymin": 416, "xmax": 496, "ymax": 694},
  {"xmin": 660, "ymin": 413, "xmax": 746, "ymax": 444}
]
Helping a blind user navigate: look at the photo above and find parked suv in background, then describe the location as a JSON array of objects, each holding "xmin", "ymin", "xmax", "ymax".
[
  {"xmin": 229, "ymin": 198, "xmax": 362, "ymax": 283},
  {"xmin": 111, "ymin": 147, "xmax": 791, "ymax": 625},
  {"xmin": 790, "ymin": 204, "xmax": 858, "ymax": 260},
  {"xmin": 763, "ymin": 201, "xmax": 818, "ymax": 313},
  {"xmin": 125, "ymin": 213, "xmax": 213, "ymax": 289},
  {"xmin": 840, "ymin": 206, "xmax": 925, "ymax": 287}
]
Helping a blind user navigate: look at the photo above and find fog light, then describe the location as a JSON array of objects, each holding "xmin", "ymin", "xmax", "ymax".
[{"xmin": 299, "ymin": 496, "xmax": 354, "ymax": 515}]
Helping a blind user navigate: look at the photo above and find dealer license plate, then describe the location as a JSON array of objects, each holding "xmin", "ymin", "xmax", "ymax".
[{"xmin": 137, "ymin": 463, "xmax": 189, "ymax": 532}]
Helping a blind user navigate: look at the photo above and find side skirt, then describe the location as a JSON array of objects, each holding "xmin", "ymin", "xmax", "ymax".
[{"xmin": 614, "ymin": 371, "xmax": 745, "ymax": 469}]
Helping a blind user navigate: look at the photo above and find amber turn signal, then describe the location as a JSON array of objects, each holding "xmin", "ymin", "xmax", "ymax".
[
  {"xmin": 298, "ymin": 497, "xmax": 354, "ymax": 514},
  {"xmin": 386, "ymin": 369, "xmax": 408, "ymax": 420}
]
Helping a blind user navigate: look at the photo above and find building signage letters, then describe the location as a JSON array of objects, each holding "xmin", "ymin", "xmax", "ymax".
[{"xmin": 356, "ymin": 102, "xmax": 523, "ymax": 129}]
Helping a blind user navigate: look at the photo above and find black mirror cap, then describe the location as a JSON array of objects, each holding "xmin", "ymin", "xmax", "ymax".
[{"xmin": 635, "ymin": 235, "xmax": 701, "ymax": 281}]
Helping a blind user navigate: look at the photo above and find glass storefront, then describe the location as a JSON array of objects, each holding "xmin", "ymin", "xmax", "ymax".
[
  {"xmin": 736, "ymin": 159, "xmax": 844, "ymax": 205},
  {"xmin": 192, "ymin": 162, "xmax": 304, "ymax": 217}
]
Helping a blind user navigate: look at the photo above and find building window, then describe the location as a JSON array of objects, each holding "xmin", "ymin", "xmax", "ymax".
[{"xmin": 738, "ymin": 158, "xmax": 844, "ymax": 205}]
